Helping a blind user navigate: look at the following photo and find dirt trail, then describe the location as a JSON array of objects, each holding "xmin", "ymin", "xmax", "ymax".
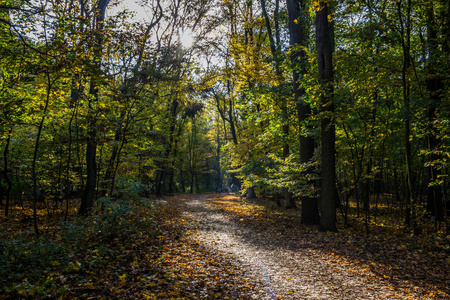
[{"xmin": 176, "ymin": 194, "xmax": 417, "ymax": 300}]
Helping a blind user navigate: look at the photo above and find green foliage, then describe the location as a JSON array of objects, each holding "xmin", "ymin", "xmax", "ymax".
[
  {"xmin": 113, "ymin": 177, "xmax": 147, "ymax": 202},
  {"xmin": 0, "ymin": 198, "xmax": 158, "ymax": 297},
  {"xmin": 0, "ymin": 237, "xmax": 68, "ymax": 279},
  {"xmin": 94, "ymin": 197, "xmax": 139, "ymax": 241}
]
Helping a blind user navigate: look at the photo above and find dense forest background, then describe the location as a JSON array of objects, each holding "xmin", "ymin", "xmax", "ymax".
[{"xmin": 1, "ymin": 0, "xmax": 449, "ymax": 234}]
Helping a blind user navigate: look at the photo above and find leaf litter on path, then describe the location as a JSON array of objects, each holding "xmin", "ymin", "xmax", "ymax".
[{"xmin": 168, "ymin": 193, "xmax": 449, "ymax": 300}]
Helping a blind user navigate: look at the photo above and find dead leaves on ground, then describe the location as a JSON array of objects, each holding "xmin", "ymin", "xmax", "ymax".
[
  {"xmin": 0, "ymin": 195, "xmax": 256, "ymax": 299},
  {"xmin": 1, "ymin": 193, "xmax": 449, "ymax": 299},
  {"xmin": 207, "ymin": 194, "xmax": 450, "ymax": 299}
]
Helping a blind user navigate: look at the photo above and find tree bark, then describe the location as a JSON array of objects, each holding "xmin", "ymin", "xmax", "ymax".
[
  {"xmin": 79, "ymin": 0, "xmax": 110, "ymax": 215},
  {"xmin": 156, "ymin": 98, "xmax": 179, "ymax": 196},
  {"xmin": 287, "ymin": 0, "xmax": 319, "ymax": 222},
  {"xmin": 3, "ymin": 127, "xmax": 13, "ymax": 217},
  {"xmin": 397, "ymin": 0, "xmax": 417, "ymax": 232},
  {"xmin": 215, "ymin": 129, "xmax": 222, "ymax": 192},
  {"xmin": 316, "ymin": 0, "xmax": 337, "ymax": 232},
  {"xmin": 31, "ymin": 72, "xmax": 54, "ymax": 234},
  {"xmin": 425, "ymin": 4, "xmax": 444, "ymax": 221}
]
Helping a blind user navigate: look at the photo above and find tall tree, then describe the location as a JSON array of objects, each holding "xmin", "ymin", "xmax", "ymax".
[
  {"xmin": 286, "ymin": 0, "xmax": 320, "ymax": 223},
  {"xmin": 79, "ymin": 0, "xmax": 110, "ymax": 215},
  {"xmin": 316, "ymin": 0, "xmax": 337, "ymax": 232},
  {"xmin": 396, "ymin": 0, "xmax": 416, "ymax": 232},
  {"xmin": 425, "ymin": 2, "xmax": 444, "ymax": 221}
]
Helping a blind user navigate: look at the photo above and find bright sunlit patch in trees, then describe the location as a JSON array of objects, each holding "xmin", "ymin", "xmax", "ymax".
[{"xmin": 180, "ymin": 29, "xmax": 194, "ymax": 48}]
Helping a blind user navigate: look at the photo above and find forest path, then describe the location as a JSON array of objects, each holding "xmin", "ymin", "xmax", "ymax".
[{"xmin": 171, "ymin": 193, "xmax": 412, "ymax": 300}]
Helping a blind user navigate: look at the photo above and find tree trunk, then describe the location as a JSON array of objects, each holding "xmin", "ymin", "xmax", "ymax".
[
  {"xmin": 3, "ymin": 127, "xmax": 13, "ymax": 217},
  {"xmin": 32, "ymin": 72, "xmax": 53, "ymax": 234},
  {"xmin": 156, "ymin": 98, "xmax": 179, "ymax": 196},
  {"xmin": 286, "ymin": 0, "xmax": 319, "ymax": 220},
  {"xmin": 247, "ymin": 186, "xmax": 256, "ymax": 199},
  {"xmin": 316, "ymin": 0, "xmax": 337, "ymax": 232},
  {"xmin": 80, "ymin": 116, "xmax": 97, "ymax": 215},
  {"xmin": 425, "ymin": 4, "xmax": 444, "ymax": 221},
  {"xmin": 397, "ymin": 0, "xmax": 417, "ymax": 232},
  {"xmin": 79, "ymin": 0, "xmax": 110, "ymax": 215},
  {"xmin": 228, "ymin": 97, "xmax": 238, "ymax": 145},
  {"xmin": 216, "ymin": 130, "xmax": 222, "ymax": 192}
]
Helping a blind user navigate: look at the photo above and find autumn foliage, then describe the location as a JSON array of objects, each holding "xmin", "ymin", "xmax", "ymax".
[{"xmin": 1, "ymin": 193, "xmax": 449, "ymax": 299}]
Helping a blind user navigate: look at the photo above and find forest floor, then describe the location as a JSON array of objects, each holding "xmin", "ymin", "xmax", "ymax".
[{"xmin": 1, "ymin": 193, "xmax": 449, "ymax": 299}]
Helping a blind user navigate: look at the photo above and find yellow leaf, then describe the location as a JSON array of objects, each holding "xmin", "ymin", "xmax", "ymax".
[{"xmin": 119, "ymin": 273, "xmax": 127, "ymax": 286}]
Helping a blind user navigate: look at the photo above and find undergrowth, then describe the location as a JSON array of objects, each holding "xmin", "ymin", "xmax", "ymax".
[{"xmin": 0, "ymin": 197, "xmax": 158, "ymax": 299}]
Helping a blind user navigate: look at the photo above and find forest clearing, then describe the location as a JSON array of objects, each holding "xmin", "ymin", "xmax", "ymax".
[{"xmin": 0, "ymin": 193, "xmax": 449, "ymax": 299}]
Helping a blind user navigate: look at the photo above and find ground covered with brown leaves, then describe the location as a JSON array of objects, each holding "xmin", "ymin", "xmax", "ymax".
[
  {"xmin": 1, "ymin": 193, "xmax": 449, "ymax": 299},
  {"xmin": 174, "ymin": 194, "xmax": 450, "ymax": 300}
]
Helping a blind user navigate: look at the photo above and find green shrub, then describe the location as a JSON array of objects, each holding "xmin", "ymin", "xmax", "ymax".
[{"xmin": 113, "ymin": 177, "xmax": 147, "ymax": 202}]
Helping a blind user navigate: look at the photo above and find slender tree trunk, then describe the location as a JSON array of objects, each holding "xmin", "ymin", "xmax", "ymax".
[
  {"xmin": 212, "ymin": 88, "xmax": 238, "ymax": 145},
  {"xmin": 102, "ymin": 110, "xmax": 125, "ymax": 195},
  {"xmin": 168, "ymin": 132, "xmax": 180, "ymax": 194},
  {"xmin": 228, "ymin": 97, "xmax": 238, "ymax": 145},
  {"xmin": 188, "ymin": 118, "xmax": 197, "ymax": 194},
  {"xmin": 65, "ymin": 107, "xmax": 77, "ymax": 221},
  {"xmin": 425, "ymin": 4, "xmax": 444, "ymax": 221},
  {"xmin": 245, "ymin": 0, "xmax": 254, "ymax": 45},
  {"xmin": 80, "ymin": 0, "xmax": 110, "ymax": 215},
  {"xmin": 260, "ymin": 0, "xmax": 276, "ymax": 58},
  {"xmin": 316, "ymin": 0, "xmax": 337, "ymax": 232},
  {"xmin": 397, "ymin": 0, "xmax": 417, "ymax": 232},
  {"xmin": 216, "ymin": 129, "xmax": 222, "ymax": 192},
  {"xmin": 3, "ymin": 127, "xmax": 13, "ymax": 217},
  {"xmin": 156, "ymin": 98, "xmax": 179, "ymax": 196},
  {"xmin": 276, "ymin": 0, "xmax": 295, "ymax": 206},
  {"xmin": 80, "ymin": 109, "xmax": 97, "ymax": 214},
  {"xmin": 32, "ymin": 72, "xmax": 53, "ymax": 234}
]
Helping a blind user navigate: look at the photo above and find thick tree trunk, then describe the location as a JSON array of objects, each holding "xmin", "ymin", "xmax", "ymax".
[
  {"xmin": 316, "ymin": 1, "xmax": 337, "ymax": 232},
  {"xmin": 286, "ymin": 0, "xmax": 319, "ymax": 221}
]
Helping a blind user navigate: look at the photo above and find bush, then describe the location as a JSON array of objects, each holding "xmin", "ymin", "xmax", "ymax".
[
  {"xmin": 113, "ymin": 177, "xmax": 148, "ymax": 202},
  {"xmin": 0, "ymin": 237, "xmax": 69, "ymax": 284},
  {"xmin": 0, "ymin": 193, "xmax": 158, "ymax": 299},
  {"xmin": 93, "ymin": 197, "xmax": 137, "ymax": 241}
]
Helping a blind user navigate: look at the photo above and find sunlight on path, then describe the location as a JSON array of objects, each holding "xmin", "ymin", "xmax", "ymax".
[{"xmin": 180, "ymin": 195, "xmax": 412, "ymax": 300}]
